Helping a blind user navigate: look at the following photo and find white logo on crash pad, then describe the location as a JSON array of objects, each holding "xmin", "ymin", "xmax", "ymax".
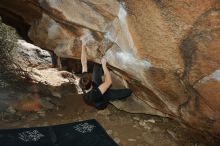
[
  {"xmin": 73, "ymin": 122, "xmax": 96, "ymax": 133},
  {"xmin": 18, "ymin": 130, "xmax": 45, "ymax": 142}
]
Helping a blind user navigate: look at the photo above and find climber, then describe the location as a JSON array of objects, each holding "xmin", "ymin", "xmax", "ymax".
[{"xmin": 79, "ymin": 41, "xmax": 132, "ymax": 110}]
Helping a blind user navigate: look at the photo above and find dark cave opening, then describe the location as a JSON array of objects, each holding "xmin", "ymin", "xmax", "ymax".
[
  {"xmin": 0, "ymin": 8, "xmax": 32, "ymax": 42},
  {"xmin": 61, "ymin": 58, "xmax": 96, "ymax": 74}
]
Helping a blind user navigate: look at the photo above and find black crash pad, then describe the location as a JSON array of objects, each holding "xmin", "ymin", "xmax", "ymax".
[{"xmin": 0, "ymin": 119, "xmax": 118, "ymax": 146}]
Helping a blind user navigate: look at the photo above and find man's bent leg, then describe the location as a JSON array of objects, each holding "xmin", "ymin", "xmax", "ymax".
[{"xmin": 104, "ymin": 89, "xmax": 132, "ymax": 101}]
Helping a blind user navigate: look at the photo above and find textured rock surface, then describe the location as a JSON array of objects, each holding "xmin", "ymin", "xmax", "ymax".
[
  {"xmin": 14, "ymin": 39, "xmax": 70, "ymax": 86},
  {"xmin": 0, "ymin": 0, "xmax": 220, "ymax": 137}
]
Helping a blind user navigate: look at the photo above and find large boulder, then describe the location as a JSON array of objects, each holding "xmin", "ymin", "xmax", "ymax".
[
  {"xmin": 14, "ymin": 39, "xmax": 70, "ymax": 87},
  {"xmin": 0, "ymin": 0, "xmax": 220, "ymax": 137}
]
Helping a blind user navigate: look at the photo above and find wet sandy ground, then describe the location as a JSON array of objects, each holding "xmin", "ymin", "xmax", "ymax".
[{"xmin": 0, "ymin": 90, "xmax": 219, "ymax": 146}]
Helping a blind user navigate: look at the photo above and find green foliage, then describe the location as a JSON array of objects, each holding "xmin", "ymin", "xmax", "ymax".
[{"xmin": 0, "ymin": 17, "xmax": 28, "ymax": 85}]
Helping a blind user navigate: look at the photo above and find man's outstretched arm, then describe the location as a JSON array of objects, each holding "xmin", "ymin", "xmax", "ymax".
[
  {"xmin": 81, "ymin": 44, "xmax": 88, "ymax": 73},
  {"xmin": 98, "ymin": 58, "xmax": 112, "ymax": 94}
]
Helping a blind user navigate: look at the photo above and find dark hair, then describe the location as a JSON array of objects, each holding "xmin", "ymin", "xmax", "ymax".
[{"xmin": 79, "ymin": 72, "xmax": 92, "ymax": 91}]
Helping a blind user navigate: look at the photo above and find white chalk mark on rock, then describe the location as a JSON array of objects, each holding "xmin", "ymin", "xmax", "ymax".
[{"xmin": 198, "ymin": 70, "xmax": 220, "ymax": 84}]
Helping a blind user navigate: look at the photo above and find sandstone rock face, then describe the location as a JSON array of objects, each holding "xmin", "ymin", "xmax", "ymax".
[
  {"xmin": 14, "ymin": 39, "xmax": 70, "ymax": 87},
  {"xmin": 0, "ymin": 0, "xmax": 220, "ymax": 137}
]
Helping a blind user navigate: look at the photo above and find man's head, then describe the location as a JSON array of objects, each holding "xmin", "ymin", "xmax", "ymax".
[{"xmin": 79, "ymin": 72, "xmax": 92, "ymax": 91}]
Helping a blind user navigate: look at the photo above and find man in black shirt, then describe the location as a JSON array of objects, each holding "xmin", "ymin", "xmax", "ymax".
[{"xmin": 79, "ymin": 42, "xmax": 132, "ymax": 110}]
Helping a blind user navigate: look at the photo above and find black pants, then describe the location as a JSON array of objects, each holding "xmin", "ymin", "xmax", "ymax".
[{"xmin": 92, "ymin": 64, "xmax": 132, "ymax": 102}]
